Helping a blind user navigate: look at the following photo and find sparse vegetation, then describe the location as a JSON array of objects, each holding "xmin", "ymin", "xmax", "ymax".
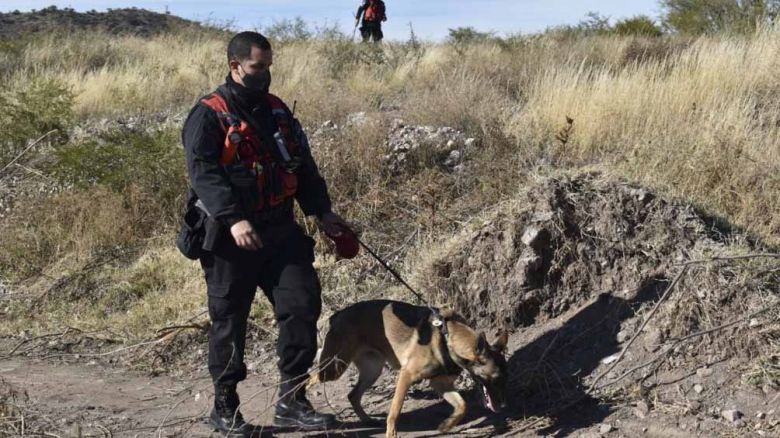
[{"xmin": 0, "ymin": 6, "xmax": 778, "ymax": 438}]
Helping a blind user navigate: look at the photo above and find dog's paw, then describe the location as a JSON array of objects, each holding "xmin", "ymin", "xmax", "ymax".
[{"xmin": 438, "ymin": 419, "xmax": 457, "ymax": 433}]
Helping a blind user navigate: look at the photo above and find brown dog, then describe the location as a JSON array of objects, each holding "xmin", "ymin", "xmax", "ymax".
[{"xmin": 307, "ymin": 300, "xmax": 508, "ymax": 437}]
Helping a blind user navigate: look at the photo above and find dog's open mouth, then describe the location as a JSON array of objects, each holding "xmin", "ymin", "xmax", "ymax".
[{"xmin": 482, "ymin": 384, "xmax": 499, "ymax": 413}]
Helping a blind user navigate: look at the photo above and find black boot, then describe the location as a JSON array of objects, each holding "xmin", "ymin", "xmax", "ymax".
[
  {"xmin": 209, "ymin": 384, "xmax": 252, "ymax": 436},
  {"xmin": 274, "ymin": 380, "xmax": 337, "ymax": 430}
]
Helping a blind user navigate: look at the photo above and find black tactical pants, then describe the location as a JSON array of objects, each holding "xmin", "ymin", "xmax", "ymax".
[
  {"xmin": 200, "ymin": 223, "xmax": 322, "ymax": 387},
  {"xmin": 360, "ymin": 22, "xmax": 384, "ymax": 42}
]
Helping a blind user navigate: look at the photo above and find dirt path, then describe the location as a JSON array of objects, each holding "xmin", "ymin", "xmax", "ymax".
[{"xmin": 0, "ymin": 356, "xmax": 499, "ymax": 437}]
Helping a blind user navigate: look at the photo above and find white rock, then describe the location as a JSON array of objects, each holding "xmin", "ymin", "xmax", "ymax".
[
  {"xmin": 601, "ymin": 354, "xmax": 620, "ymax": 365},
  {"xmin": 721, "ymin": 409, "xmax": 742, "ymax": 422},
  {"xmin": 444, "ymin": 150, "xmax": 462, "ymax": 167}
]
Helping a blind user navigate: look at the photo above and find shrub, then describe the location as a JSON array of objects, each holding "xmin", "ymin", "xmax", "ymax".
[
  {"xmin": 614, "ymin": 16, "xmax": 664, "ymax": 37},
  {"xmin": 263, "ymin": 17, "xmax": 313, "ymax": 44},
  {"xmin": 0, "ymin": 78, "xmax": 73, "ymax": 167},
  {"xmin": 447, "ymin": 27, "xmax": 495, "ymax": 45},
  {"xmin": 51, "ymin": 127, "xmax": 188, "ymax": 228},
  {"xmin": 661, "ymin": 0, "xmax": 780, "ymax": 34}
]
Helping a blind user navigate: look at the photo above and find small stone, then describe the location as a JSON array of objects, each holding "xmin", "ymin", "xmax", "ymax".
[
  {"xmin": 444, "ymin": 149, "xmax": 462, "ymax": 167},
  {"xmin": 757, "ymin": 412, "xmax": 766, "ymax": 419},
  {"xmin": 616, "ymin": 330, "xmax": 630, "ymax": 343},
  {"xmin": 749, "ymin": 318, "xmax": 761, "ymax": 327},
  {"xmin": 694, "ymin": 384, "xmax": 704, "ymax": 394},
  {"xmin": 733, "ymin": 419, "xmax": 746, "ymax": 428},
  {"xmin": 696, "ymin": 367, "xmax": 713, "ymax": 378},
  {"xmin": 601, "ymin": 354, "xmax": 620, "ymax": 365},
  {"xmin": 521, "ymin": 226, "xmax": 550, "ymax": 250},
  {"xmin": 722, "ymin": 409, "xmax": 742, "ymax": 422},
  {"xmin": 599, "ymin": 423, "xmax": 613, "ymax": 434},
  {"xmin": 758, "ymin": 431, "xmax": 767, "ymax": 436},
  {"xmin": 464, "ymin": 138, "xmax": 476, "ymax": 147},
  {"xmin": 634, "ymin": 401, "xmax": 649, "ymax": 419},
  {"xmin": 642, "ymin": 327, "xmax": 663, "ymax": 352}
]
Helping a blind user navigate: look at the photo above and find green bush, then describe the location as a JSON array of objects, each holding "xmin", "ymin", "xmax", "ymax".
[
  {"xmin": 447, "ymin": 27, "xmax": 495, "ymax": 44},
  {"xmin": 51, "ymin": 127, "xmax": 188, "ymax": 227},
  {"xmin": 263, "ymin": 16, "xmax": 313, "ymax": 44},
  {"xmin": 0, "ymin": 78, "xmax": 73, "ymax": 167},
  {"xmin": 614, "ymin": 16, "xmax": 664, "ymax": 37},
  {"xmin": 661, "ymin": 0, "xmax": 780, "ymax": 34}
]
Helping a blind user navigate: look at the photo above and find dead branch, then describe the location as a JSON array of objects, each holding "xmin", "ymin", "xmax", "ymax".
[
  {"xmin": 590, "ymin": 266, "xmax": 689, "ymax": 390},
  {"xmin": 599, "ymin": 300, "xmax": 780, "ymax": 389},
  {"xmin": 677, "ymin": 253, "xmax": 780, "ymax": 266},
  {"xmin": 4, "ymin": 329, "xmax": 75, "ymax": 358},
  {"xmin": 0, "ymin": 130, "xmax": 58, "ymax": 175}
]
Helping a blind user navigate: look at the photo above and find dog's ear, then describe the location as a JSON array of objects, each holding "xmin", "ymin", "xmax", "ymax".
[
  {"xmin": 492, "ymin": 330, "xmax": 508, "ymax": 353},
  {"xmin": 438, "ymin": 306, "xmax": 455, "ymax": 319},
  {"xmin": 476, "ymin": 331, "xmax": 488, "ymax": 355}
]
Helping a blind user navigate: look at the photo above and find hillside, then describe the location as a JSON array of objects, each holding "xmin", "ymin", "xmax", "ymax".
[{"xmin": 0, "ymin": 6, "xmax": 213, "ymax": 39}]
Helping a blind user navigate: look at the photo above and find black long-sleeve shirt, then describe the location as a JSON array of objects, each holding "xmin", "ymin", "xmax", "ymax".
[
  {"xmin": 182, "ymin": 85, "xmax": 332, "ymax": 227},
  {"xmin": 356, "ymin": 0, "xmax": 386, "ymax": 23}
]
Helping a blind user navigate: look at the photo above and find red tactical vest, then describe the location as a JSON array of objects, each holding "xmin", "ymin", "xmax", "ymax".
[
  {"xmin": 364, "ymin": 0, "xmax": 385, "ymax": 22},
  {"xmin": 200, "ymin": 92, "xmax": 299, "ymax": 210}
]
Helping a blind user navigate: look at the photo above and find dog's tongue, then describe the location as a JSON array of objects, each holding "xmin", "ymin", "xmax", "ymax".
[{"xmin": 482, "ymin": 385, "xmax": 498, "ymax": 413}]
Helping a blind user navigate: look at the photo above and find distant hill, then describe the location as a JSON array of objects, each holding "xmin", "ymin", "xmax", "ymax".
[{"xmin": 0, "ymin": 6, "xmax": 215, "ymax": 39}]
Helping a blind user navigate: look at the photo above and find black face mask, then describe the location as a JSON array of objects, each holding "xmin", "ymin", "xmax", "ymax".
[{"xmin": 239, "ymin": 66, "xmax": 271, "ymax": 94}]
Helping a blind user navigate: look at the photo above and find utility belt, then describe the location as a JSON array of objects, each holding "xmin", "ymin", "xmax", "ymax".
[{"xmin": 176, "ymin": 194, "xmax": 295, "ymax": 260}]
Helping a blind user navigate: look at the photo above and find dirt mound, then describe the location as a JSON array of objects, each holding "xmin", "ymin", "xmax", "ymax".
[
  {"xmin": 413, "ymin": 172, "xmax": 779, "ymax": 435},
  {"xmin": 0, "ymin": 6, "xmax": 207, "ymax": 39},
  {"xmin": 415, "ymin": 172, "xmax": 767, "ymax": 330}
]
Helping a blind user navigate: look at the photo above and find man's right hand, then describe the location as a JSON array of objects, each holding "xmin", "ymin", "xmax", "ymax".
[{"xmin": 230, "ymin": 220, "xmax": 263, "ymax": 250}]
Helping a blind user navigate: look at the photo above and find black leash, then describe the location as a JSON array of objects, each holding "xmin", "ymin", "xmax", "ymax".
[{"xmin": 349, "ymin": 232, "xmax": 449, "ymax": 336}]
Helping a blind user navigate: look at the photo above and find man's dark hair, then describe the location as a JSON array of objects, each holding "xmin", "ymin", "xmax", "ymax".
[{"xmin": 227, "ymin": 31, "xmax": 272, "ymax": 63}]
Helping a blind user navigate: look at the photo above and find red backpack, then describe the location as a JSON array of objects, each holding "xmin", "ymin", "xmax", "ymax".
[{"xmin": 364, "ymin": 0, "xmax": 386, "ymax": 22}]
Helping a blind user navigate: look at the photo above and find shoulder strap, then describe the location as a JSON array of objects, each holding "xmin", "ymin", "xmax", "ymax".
[{"xmin": 200, "ymin": 91, "xmax": 240, "ymax": 130}]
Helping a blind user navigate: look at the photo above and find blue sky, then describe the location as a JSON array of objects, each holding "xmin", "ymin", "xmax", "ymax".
[{"xmin": 2, "ymin": 1, "xmax": 662, "ymax": 40}]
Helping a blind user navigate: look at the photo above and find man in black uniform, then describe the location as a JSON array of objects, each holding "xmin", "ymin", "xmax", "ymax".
[
  {"xmin": 355, "ymin": 0, "xmax": 387, "ymax": 43},
  {"xmin": 181, "ymin": 31, "xmax": 349, "ymax": 434}
]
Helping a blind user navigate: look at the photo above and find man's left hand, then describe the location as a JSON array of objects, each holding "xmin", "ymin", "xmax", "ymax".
[{"xmin": 317, "ymin": 212, "xmax": 351, "ymax": 237}]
